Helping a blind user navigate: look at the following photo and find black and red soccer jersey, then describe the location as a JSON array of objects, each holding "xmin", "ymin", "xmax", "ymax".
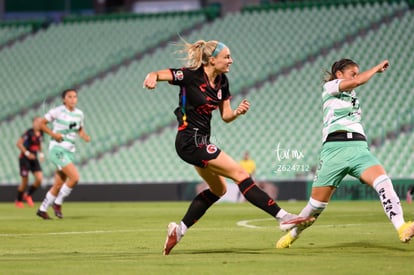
[
  {"xmin": 169, "ymin": 67, "xmax": 231, "ymax": 135},
  {"xmin": 19, "ymin": 128, "xmax": 44, "ymax": 159}
]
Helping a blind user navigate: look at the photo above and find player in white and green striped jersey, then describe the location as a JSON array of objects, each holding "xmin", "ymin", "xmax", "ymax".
[
  {"xmin": 37, "ymin": 89, "xmax": 90, "ymax": 220},
  {"xmin": 277, "ymin": 59, "xmax": 414, "ymax": 248},
  {"xmin": 321, "ymin": 76, "xmax": 364, "ymax": 143},
  {"xmin": 45, "ymin": 103, "xmax": 84, "ymax": 154}
]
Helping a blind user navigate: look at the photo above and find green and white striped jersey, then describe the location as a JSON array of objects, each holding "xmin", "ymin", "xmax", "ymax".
[
  {"xmin": 44, "ymin": 105, "xmax": 84, "ymax": 152},
  {"xmin": 322, "ymin": 79, "xmax": 365, "ymax": 142}
]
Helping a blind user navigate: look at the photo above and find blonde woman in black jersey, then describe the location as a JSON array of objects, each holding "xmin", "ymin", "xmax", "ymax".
[{"xmin": 143, "ymin": 39, "xmax": 314, "ymax": 255}]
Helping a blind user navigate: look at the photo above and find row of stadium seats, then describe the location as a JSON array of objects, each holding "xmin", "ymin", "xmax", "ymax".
[
  {"xmin": 244, "ymin": 0, "xmax": 411, "ymax": 11},
  {"xmin": 0, "ymin": 24, "xmax": 32, "ymax": 46}
]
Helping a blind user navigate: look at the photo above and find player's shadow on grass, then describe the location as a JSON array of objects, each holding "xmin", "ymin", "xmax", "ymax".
[
  {"xmin": 58, "ymin": 215, "xmax": 95, "ymax": 220},
  {"xmin": 323, "ymin": 242, "xmax": 408, "ymax": 252},
  {"xmin": 188, "ymin": 248, "xmax": 271, "ymax": 255}
]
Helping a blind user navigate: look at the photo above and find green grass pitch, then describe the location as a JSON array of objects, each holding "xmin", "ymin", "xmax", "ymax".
[{"xmin": 1, "ymin": 201, "xmax": 413, "ymax": 274}]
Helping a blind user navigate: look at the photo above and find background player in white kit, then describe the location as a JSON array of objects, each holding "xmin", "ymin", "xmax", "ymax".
[{"xmin": 37, "ymin": 89, "xmax": 90, "ymax": 219}]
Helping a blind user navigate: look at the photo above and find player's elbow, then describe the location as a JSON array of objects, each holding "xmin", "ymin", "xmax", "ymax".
[
  {"xmin": 16, "ymin": 139, "xmax": 22, "ymax": 148},
  {"xmin": 222, "ymin": 116, "xmax": 233, "ymax": 123}
]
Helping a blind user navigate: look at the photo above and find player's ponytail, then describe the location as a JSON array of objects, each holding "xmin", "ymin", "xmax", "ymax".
[
  {"xmin": 324, "ymin": 59, "xmax": 358, "ymax": 82},
  {"xmin": 178, "ymin": 39, "xmax": 221, "ymax": 70}
]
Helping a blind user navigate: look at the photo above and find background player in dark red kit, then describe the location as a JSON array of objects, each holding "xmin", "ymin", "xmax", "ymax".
[
  {"xmin": 15, "ymin": 116, "xmax": 44, "ymax": 208},
  {"xmin": 143, "ymin": 39, "xmax": 314, "ymax": 255}
]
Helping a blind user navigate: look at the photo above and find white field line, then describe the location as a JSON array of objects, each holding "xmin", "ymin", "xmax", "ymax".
[
  {"xmin": 0, "ymin": 229, "xmax": 158, "ymax": 237},
  {"xmin": 236, "ymin": 217, "xmax": 387, "ymax": 229},
  {"xmin": 236, "ymin": 218, "xmax": 274, "ymax": 229},
  {"xmin": 1, "ymin": 216, "xmax": 387, "ymax": 237}
]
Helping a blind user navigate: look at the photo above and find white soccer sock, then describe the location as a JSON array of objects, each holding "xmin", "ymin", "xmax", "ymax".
[
  {"xmin": 39, "ymin": 192, "xmax": 56, "ymax": 212},
  {"xmin": 291, "ymin": 198, "xmax": 328, "ymax": 237},
  {"xmin": 275, "ymin": 209, "xmax": 288, "ymax": 220},
  {"xmin": 54, "ymin": 184, "xmax": 73, "ymax": 205},
  {"xmin": 373, "ymin": 175, "xmax": 405, "ymax": 230},
  {"xmin": 299, "ymin": 197, "xmax": 328, "ymax": 217},
  {"xmin": 180, "ymin": 221, "xmax": 188, "ymax": 236}
]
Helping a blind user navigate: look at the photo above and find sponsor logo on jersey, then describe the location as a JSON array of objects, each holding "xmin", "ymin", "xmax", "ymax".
[
  {"xmin": 206, "ymin": 144, "xmax": 218, "ymax": 154},
  {"xmin": 174, "ymin": 70, "xmax": 184, "ymax": 81},
  {"xmin": 217, "ymin": 89, "xmax": 222, "ymax": 100},
  {"xmin": 196, "ymin": 103, "xmax": 217, "ymax": 115},
  {"xmin": 199, "ymin": 83, "xmax": 207, "ymax": 92}
]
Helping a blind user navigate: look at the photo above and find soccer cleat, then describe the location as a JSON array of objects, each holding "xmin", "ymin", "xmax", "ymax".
[
  {"xmin": 279, "ymin": 214, "xmax": 316, "ymax": 232},
  {"xmin": 15, "ymin": 200, "xmax": 24, "ymax": 208},
  {"xmin": 23, "ymin": 194, "xmax": 34, "ymax": 207},
  {"xmin": 163, "ymin": 222, "xmax": 182, "ymax": 255},
  {"xmin": 398, "ymin": 222, "xmax": 414, "ymax": 243},
  {"xmin": 52, "ymin": 203, "xmax": 63, "ymax": 219},
  {"xmin": 276, "ymin": 230, "xmax": 298, "ymax": 249},
  {"xmin": 36, "ymin": 209, "xmax": 51, "ymax": 220}
]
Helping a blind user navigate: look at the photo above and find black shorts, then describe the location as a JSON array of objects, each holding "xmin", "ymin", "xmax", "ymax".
[
  {"xmin": 175, "ymin": 130, "xmax": 221, "ymax": 168},
  {"xmin": 19, "ymin": 157, "xmax": 42, "ymax": 177}
]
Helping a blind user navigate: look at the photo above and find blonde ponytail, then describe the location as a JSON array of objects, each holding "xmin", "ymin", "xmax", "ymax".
[{"xmin": 177, "ymin": 39, "xmax": 221, "ymax": 70}]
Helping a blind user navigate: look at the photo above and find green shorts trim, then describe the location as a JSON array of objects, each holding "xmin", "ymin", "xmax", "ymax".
[
  {"xmin": 48, "ymin": 146, "xmax": 75, "ymax": 170},
  {"xmin": 313, "ymin": 141, "xmax": 382, "ymax": 188}
]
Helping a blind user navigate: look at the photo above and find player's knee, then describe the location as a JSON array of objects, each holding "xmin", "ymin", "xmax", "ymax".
[
  {"xmin": 68, "ymin": 171, "xmax": 80, "ymax": 183},
  {"xmin": 35, "ymin": 175, "xmax": 43, "ymax": 183},
  {"xmin": 233, "ymin": 167, "xmax": 250, "ymax": 183}
]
